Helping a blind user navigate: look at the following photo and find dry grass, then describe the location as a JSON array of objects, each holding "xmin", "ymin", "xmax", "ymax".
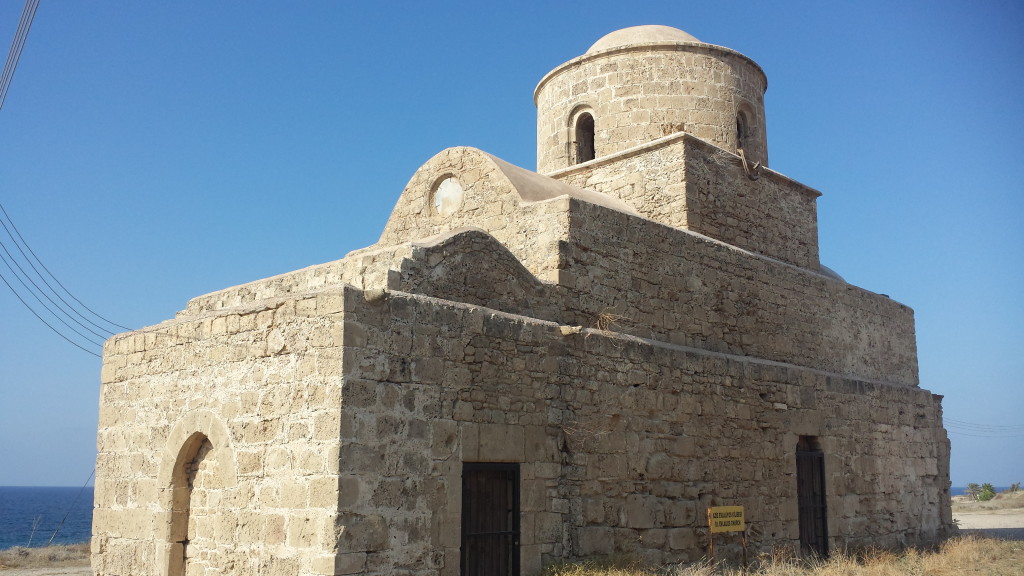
[
  {"xmin": 2, "ymin": 537, "xmax": 1020, "ymax": 574},
  {"xmin": 0, "ymin": 543, "xmax": 90, "ymax": 569},
  {"xmin": 541, "ymin": 536, "xmax": 1024, "ymax": 576}
]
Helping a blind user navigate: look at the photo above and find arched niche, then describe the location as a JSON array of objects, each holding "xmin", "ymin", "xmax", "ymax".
[{"xmin": 156, "ymin": 410, "xmax": 238, "ymax": 576}]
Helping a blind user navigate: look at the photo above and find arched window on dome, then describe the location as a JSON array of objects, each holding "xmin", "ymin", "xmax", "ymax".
[{"xmin": 574, "ymin": 112, "xmax": 595, "ymax": 164}]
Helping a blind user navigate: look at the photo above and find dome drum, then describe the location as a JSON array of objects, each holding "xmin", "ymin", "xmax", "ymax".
[{"xmin": 535, "ymin": 27, "xmax": 768, "ymax": 174}]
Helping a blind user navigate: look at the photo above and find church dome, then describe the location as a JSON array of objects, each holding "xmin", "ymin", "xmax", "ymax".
[
  {"xmin": 585, "ymin": 25, "xmax": 701, "ymax": 54},
  {"xmin": 536, "ymin": 25, "xmax": 769, "ymax": 173}
]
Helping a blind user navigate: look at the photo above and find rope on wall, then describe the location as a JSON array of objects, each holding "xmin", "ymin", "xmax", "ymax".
[{"xmin": 738, "ymin": 148, "xmax": 761, "ymax": 181}]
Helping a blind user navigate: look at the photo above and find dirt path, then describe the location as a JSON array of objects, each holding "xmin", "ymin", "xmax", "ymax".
[{"xmin": 954, "ymin": 509, "xmax": 1024, "ymax": 541}]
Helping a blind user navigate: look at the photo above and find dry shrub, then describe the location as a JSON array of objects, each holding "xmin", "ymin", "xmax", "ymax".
[
  {"xmin": 592, "ymin": 312, "xmax": 626, "ymax": 332},
  {"xmin": 921, "ymin": 535, "xmax": 1024, "ymax": 575},
  {"xmin": 0, "ymin": 543, "xmax": 90, "ymax": 569}
]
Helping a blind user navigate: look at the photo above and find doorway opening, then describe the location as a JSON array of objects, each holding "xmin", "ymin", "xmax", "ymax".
[
  {"xmin": 461, "ymin": 462, "xmax": 520, "ymax": 576},
  {"xmin": 796, "ymin": 436, "xmax": 828, "ymax": 557}
]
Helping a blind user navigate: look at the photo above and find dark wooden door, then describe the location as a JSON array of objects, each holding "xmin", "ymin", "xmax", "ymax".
[
  {"xmin": 796, "ymin": 448, "xmax": 828, "ymax": 557},
  {"xmin": 461, "ymin": 463, "xmax": 520, "ymax": 576}
]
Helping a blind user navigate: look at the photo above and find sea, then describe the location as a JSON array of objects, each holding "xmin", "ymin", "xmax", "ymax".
[{"xmin": 0, "ymin": 486, "xmax": 94, "ymax": 550}]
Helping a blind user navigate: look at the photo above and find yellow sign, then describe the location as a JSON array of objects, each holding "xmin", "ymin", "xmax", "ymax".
[{"xmin": 708, "ymin": 506, "xmax": 745, "ymax": 533}]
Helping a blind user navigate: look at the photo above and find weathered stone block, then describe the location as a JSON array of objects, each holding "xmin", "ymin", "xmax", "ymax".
[{"xmin": 477, "ymin": 423, "xmax": 525, "ymax": 462}]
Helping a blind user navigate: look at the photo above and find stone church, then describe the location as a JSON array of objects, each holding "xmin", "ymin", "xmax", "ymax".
[{"xmin": 93, "ymin": 25, "xmax": 953, "ymax": 576}]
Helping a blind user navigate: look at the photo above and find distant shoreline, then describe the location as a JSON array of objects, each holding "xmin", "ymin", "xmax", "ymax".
[{"xmin": 951, "ymin": 486, "xmax": 1012, "ymax": 496}]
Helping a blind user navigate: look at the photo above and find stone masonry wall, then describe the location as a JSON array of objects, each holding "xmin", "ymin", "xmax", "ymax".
[
  {"xmin": 337, "ymin": 288, "xmax": 951, "ymax": 574},
  {"xmin": 557, "ymin": 199, "xmax": 916, "ymax": 386},
  {"xmin": 178, "ymin": 195, "xmax": 914, "ymax": 391},
  {"xmin": 183, "ymin": 147, "xmax": 579, "ymax": 317},
  {"xmin": 550, "ymin": 134, "xmax": 820, "ymax": 269},
  {"xmin": 95, "ymin": 195, "xmax": 941, "ymax": 575},
  {"xmin": 335, "ymin": 287, "xmax": 567, "ymax": 575},
  {"xmin": 94, "ymin": 291, "xmax": 346, "ymax": 576},
  {"xmin": 181, "ymin": 244, "xmax": 409, "ymax": 315},
  {"xmin": 376, "ymin": 147, "xmax": 572, "ymax": 283},
  {"xmin": 535, "ymin": 44, "xmax": 767, "ymax": 173}
]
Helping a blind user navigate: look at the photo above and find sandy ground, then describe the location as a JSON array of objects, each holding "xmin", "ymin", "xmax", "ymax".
[
  {"xmin": 1, "ymin": 511, "xmax": 1021, "ymax": 574},
  {"xmin": 954, "ymin": 508, "xmax": 1024, "ymax": 541}
]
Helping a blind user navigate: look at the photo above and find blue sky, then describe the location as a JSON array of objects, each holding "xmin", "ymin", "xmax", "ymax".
[{"xmin": 0, "ymin": 1, "xmax": 1021, "ymax": 488}]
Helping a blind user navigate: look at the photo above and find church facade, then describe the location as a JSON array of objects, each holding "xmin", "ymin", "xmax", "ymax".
[{"xmin": 93, "ymin": 26, "xmax": 953, "ymax": 576}]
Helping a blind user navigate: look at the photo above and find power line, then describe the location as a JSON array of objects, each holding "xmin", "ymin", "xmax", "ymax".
[
  {"xmin": 0, "ymin": 245, "xmax": 105, "ymax": 346},
  {"xmin": 946, "ymin": 418, "xmax": 1024, "ymax": 431},
  {"xmin": 0, "ymin": 204, "xmax": 128, "ymax": 356},
  {"xmin": 0, "ymin": 0, "xmax": 40, "ymax": 113},
  {"xmin": 47, "ymin": 468, "xmax": 94, "ymax": 546},
  {"xmin": 0, "ymin": 230, "xmax": 107, "ymax": 355},
  {"xmin": 0, "ymin": 225, "xmax": 111, "ymax": 342},
  {"xmin": 0, "ymin": 202, "xmax": 128, "ymax": 332},
  {"xmin": 0, "ymin": 266, "xmax": 100, "ymax": 357},
  {"xmin": 0, "ymin": 204, "xmax": 358, "ymax": 360},
  {"xmin": 0, "ymin": 3, "xmax": 109, "ymax": 357},
  {"xmin": 946, "ymin": 429, "xmax": 1024, "ymax": 438},
  {"xmin": 0, "ymin": 2, "xmax": 132, "ymax": 357},
  {"xmin": 945, "ymin": 417, "xmax": 1024, "ymax": 438}
]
